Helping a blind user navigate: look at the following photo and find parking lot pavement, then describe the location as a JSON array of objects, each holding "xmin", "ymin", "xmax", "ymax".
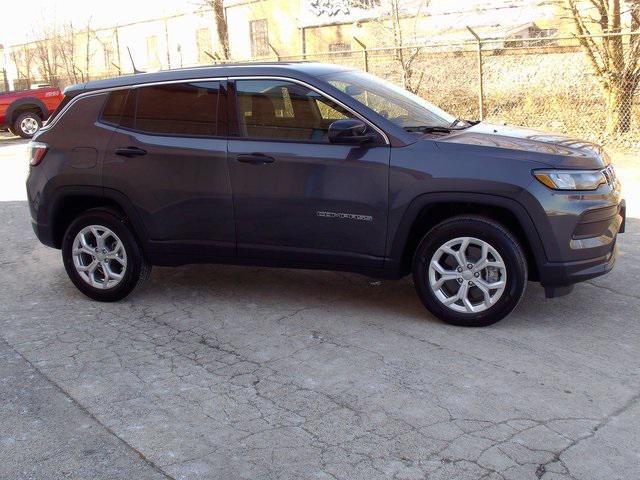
[
  {"xmin": 0, "ymin": 337, "xmax": 169, "ymax": 480},
  {"xmin": 0, "ymin": 134, "xmax": 29, "ymax": 202},
  {"xmin": 1, "ymin": 140, "xmax": 639, "ymax": 479}
]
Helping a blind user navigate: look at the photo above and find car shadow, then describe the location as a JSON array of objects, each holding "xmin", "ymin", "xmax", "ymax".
[
  {"xmin": 124, "ymin": 262, "xmax": 546, "ymax": 329},
  {"xmin": 128, "ymin": 216, "xmax": 639, "ymax": 329},
  {"xmin": 7, "ymin": 199, "xmax": 636, "ymax": 330}
]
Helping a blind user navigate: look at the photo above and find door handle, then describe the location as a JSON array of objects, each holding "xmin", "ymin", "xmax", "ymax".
[
  {"xmin": 236, "ymin": 153, "xmax": 275, "ymax": 165},
  {"xmin": 115, "ymin": 147, "xmax": 147, "ymax": 158}
]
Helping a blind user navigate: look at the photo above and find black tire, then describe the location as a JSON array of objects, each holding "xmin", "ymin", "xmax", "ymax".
[
  {"xmin": 13, "ymin": 111, "xmax": 42, "ymax": 139},
  {"xmin": 7, "ymin": 125, "xmax": 18, "ymax": 137},
  {"xmin": 61, "ymin": 209, "xmax": 151, "ymax": 302},
  {"xmin": 412, "ymin": 216, "xmax": 527, "ymax": 327}
]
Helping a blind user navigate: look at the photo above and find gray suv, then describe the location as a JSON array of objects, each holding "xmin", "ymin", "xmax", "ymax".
[{"xmin": 26, "ymin": 63, "xmax": 625, "ymax": 326}]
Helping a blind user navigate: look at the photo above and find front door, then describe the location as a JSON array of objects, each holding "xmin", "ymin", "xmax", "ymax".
[
  {"xmin": 102, "ymin": 80, "xmax": 235, "ymax": 257},
  {"xmin": 227, "ymin": 78, "xmax": 390, "ymax": 267}
]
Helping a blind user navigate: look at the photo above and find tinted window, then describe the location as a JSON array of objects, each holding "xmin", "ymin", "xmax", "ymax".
[
  {"xmin": 235, "ymin": 80, "xmax": 356, "ymax": 142},
  {"xmin": 101, "ymin": 89, "xmax": 129, "ymax": 125},
  {"xmin": 119, "ymin": 89, "xmax": 136, "ymax": 129},
  {"xmin": 135, "ymin": 82, "xmax": 220, "ymax": 136}
]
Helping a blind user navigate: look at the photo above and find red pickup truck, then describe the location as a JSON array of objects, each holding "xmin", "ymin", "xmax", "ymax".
[{"xmin": 0, "ymin": 86, "xmax": 64, "ymax": 138}]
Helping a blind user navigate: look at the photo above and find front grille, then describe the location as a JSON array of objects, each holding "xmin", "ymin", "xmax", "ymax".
[{"xmin": 573, "ymin": 204, "xmax": 622, "ymax": 240}]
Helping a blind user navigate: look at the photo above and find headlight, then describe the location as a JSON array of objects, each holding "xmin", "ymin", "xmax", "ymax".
[{"xmin": 533, "ymin": 169, "xmax": 607, "ymax": 190}]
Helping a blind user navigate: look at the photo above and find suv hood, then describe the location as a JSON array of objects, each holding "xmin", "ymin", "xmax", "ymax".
[{"xmin": 434, "ymin": 123, "xmax": 609, "ymax": 169}]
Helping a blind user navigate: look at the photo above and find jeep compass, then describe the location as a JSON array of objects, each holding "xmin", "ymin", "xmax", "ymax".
[{"xmin": 26, "ymin": 63, "xmax": 625, "ymax": 326}]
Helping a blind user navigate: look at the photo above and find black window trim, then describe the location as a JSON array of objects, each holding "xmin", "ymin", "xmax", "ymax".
[{"xmin": 41, "ymin": 76, "xmax": 390, "ymax": 145}]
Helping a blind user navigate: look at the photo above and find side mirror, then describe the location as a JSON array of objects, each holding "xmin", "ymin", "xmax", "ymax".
[{"xmin": 328, "ymin": 119, "xmax": 377, "ymax": 144}]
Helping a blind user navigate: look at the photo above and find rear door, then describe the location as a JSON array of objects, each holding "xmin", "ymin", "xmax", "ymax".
[
  {"xmin": 227, "ymin": 78, "xmax": 390, "ymax": 267},
  {"xmin": 102, "ymin": 80, "xmax": 235, "ymax": 257}
]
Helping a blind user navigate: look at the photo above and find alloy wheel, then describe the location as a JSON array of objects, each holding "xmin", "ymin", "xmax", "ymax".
[
  {"xmin": 428, "ymin": 236, "xmax": 507, "ymax": 314},
  {"xmin": 72, "ymin": 225, "xmax": 127, "ymax": 289}
]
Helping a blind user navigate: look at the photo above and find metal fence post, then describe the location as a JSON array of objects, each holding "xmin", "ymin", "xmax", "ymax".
[
  {"xmin": 164, "ymin": 18, "xmax": 171, "ymax": 69},
  {"xmin": 301, "ymin": 27, "xmax": 307, "ymax": 61},
  {"xmin": 353, "ymin": 36, "xmax": 368, "ymax": 72},
  {"xmin": 204, "ymin": 51, "xmax": 217, "ymax": 64},
  {"xmin": 269, "ymin": 43, "xmax": 281, "ymax": 61},
  {"xmin": 467, "ymin": 27, "xmax": 485, "ymax": 121},
  {"xmin": 2, "ymin": 69, "xmax": 9, "ymax": 92}
]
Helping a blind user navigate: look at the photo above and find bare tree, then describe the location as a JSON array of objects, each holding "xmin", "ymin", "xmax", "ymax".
[
  {"xmin": 369, "ymin": 0, "xmax": 431, "ymax": 93},
  {"xmin": 55, "ymin": 22, "xmax": 82, "ymax": 84},
  {"xmin": 27, "ymin": 17, "xmax": 96, "ymax": 88},
  {"xmin": 84, "ymin": 17, "xmax": 95, "ymax": 80},
  {"xmin": 10, "ymin": 45, "xmax": 36, "ymax": 87},
  {"xmin": 199, "ymin": 0, "xmax": 230, "ymax": 60},
  {"xmin": 566, "ymin": 0, "xmax": 640, "ymax": 134},
  {"xmin": 33, "ymin": 29, "xmax": 58, "ymax": 86}
]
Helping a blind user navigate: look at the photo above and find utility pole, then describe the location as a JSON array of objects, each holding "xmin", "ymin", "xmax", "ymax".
[
  {"xmin": 164, "ymin": 18, "xmax": 171, "ymax": 69},
  {"xmin": 115, "ymin": 26, "xmax": 121, "ymax": 74},
  {"xmin": 467, "ymin": 26, "xmax": 485, "ymax": 121},
  {"xmin": 353, "ymin": 36, "xmax": 368, "ymax": 73}
]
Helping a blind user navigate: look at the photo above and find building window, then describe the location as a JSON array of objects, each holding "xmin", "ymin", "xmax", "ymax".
[
  {"xmin": 329, "ymin": 43, "xmax": 351, "ymax": 57},
  {"xmin": 250, "ymin": 19, "xmax": 269, "ymax": 57},
  {"xmin": 146, "ymin": 35, "xmax": 159, "ymax": 66},
  {"xmin": 196, "ymin": 28, "xmax": 212, "ymax": 64}
]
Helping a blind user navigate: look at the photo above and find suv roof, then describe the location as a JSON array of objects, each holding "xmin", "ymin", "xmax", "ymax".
[{"xmin": 64, "ymin": 62, "xmax": 353, "ymax": 97}]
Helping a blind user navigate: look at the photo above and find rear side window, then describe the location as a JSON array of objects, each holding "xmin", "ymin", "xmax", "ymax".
[
  {"xmin": 101, "ymin": 90, "xmax": 129, "ymax": 125},
  {"xmin": 136, "ymin": 82, "xmax": 220, "ymax": 136},
  {"xmin": 100, "ymin": 81, "xmax": 221, "ymax": 136}
]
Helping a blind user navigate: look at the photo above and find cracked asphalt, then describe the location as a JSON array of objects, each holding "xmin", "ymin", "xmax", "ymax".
[{"xmin": 1, "ymin": 136, "xmax": 639, "ymax": 479}]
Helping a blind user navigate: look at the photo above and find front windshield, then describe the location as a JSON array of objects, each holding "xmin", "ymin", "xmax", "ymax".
[{"xmin": 323, "ymin": 70, "xmax": 457, "ymax": 130}]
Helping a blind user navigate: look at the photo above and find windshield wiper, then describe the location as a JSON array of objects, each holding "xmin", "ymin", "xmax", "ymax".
[
  {"xmin": 404, "ymin": 125, "xmax": 465, "ymax": 134},
  {"xmin": 451, "ymin": 118, "xmax": 481, "ymax": 128},
  {"xmin": 404, "ymin": 119, "xmax": 481, "ymax": 134}
]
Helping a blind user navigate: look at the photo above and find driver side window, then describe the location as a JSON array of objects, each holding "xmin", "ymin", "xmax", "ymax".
[{"xmin": 235, "ymin": 79, "xmax": 355, "ymax": 142}]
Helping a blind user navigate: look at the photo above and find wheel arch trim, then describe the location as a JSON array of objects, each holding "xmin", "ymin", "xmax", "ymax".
[
  {"xmin": 7, "ymin": 97, "xmax": 48, "ymax": 124},
  {"xmin": 45, "ymin": 186, "xmax": 150, "ymax": 248},
  {"xmin": 386, "ymin": 192, "xmax": 549, "ymax": 275}
]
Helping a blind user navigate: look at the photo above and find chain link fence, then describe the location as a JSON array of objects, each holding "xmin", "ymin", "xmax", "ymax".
[
  {"xmin": 283, "ymin": 34, "xmax": 640, "ymax": 150},
  {"xmin": 14, "ymin": 32, "xmax": 640, "ymax": 150}
]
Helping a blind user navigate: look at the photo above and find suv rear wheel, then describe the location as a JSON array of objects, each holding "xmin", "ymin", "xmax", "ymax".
[
  {"xmin": 14, "ymin": 111, "xmax": 42, "ymax": 138},
  {"xmin": 412, "ymin": 216, "xmax": 527, "ymax": 327},
  {"xmin": 61, "ymin": 209, "xmax": 151, "ymax": 301}
]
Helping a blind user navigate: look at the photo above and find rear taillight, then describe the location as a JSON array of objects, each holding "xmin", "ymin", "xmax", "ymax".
[{"xmin": 28, "ymin": 141, "xmax": 48, "ymax": 166}]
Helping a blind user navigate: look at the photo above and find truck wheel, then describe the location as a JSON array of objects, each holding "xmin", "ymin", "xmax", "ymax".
[
  {"xmin": 412, "ymin": 216, "xmax": 527, "ymax": 327},
  {"xmin": 61, "ymin": 209, "xmax": 151, "ymax": 302},
  {"xmin": 13, "ymin": 111, "xmax": 42, "ymax": 138}
]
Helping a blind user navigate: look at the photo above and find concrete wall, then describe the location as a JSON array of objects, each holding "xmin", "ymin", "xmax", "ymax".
[
  {"xmin": 226, "ymin": 0, "xmax": 301, "ymax": 59},
  {"xmin": 3, "ymin": 0, "xmax": 571, "ymax": 85}
]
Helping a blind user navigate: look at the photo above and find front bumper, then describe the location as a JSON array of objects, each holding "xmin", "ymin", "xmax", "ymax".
[
  {"xmin": 538, "ymin": 199, "xmax": 624, "ymax": 296},
  {"xmin": 540, "ymin": 242, "xmax": 617, "ymax": 294}
]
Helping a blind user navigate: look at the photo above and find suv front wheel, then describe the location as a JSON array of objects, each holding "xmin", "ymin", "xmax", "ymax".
[
  {"xmin": 62, "ymin": 209, "xmax": 151, "ymax": 301},
  {"xmin": 412, "ymin": 216, "xmax": 527, "ymax": 327}
]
